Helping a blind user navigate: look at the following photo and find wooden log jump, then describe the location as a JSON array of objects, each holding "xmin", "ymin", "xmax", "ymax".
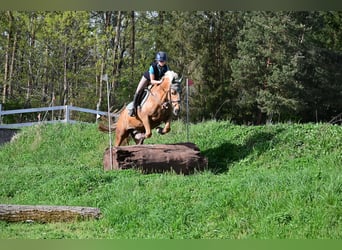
[
  {"xmin": 103, "ymin": 142, "xmax": 208, "ymax": 174},
  {"xmin": 0, "ymin": 204, "xmax": 101, "ymax": 223}
]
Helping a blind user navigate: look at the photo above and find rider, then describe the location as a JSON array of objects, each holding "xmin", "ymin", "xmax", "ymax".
[{"xmin": 129, "ymin": 51, "xmax": 170, "ymax": 116}]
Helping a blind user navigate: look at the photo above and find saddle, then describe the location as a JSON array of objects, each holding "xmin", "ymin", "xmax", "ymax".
[{"xmin": 126, "ymin": 87, "xmax": 150, "ymax": 113}]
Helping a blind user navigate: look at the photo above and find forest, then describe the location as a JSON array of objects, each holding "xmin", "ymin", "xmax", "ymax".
[{"xmin": 0, "ymin": 11, "xmax": 341, "ymax": 125}]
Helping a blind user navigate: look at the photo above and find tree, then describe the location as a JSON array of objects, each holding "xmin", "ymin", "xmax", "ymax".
[
  {"xmin": 1, "ymin": 11, "xmax": 17, "ymax": 105},
  {"xmin": 0, "ymin": 11, "xmax": 341, "ymax": 124},
  {"xmin": 231, "ymin": 11, "xmax": 304, "ymax": 124},
  {"xmin": 40, "ymin": 12, "xmax": 95, "ymax": 109},
  {"xmin": 162, "ymin": 11, "xmax": 242, "ymax": 122},
  {"xmin": 294, "ymin": 11, "xmax": 342, "ymax": 122}
]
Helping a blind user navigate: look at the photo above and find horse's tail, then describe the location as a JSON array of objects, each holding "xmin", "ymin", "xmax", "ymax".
[
  {"xmin": 98, "ymin": 104, "xmax": 126, "ymax": 133},
  {"xmin": 98, "ymin": 116, "xmax": 117, "ymax": 133}
]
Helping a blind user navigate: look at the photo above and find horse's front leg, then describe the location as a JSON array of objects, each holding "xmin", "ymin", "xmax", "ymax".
[
  {"xmin": 140, "ymin": 116, "xmax": 152, "ymax": 138},
  {"xmin": 156, "ymin": 120, "xmax": 171, "ymax": 135}
]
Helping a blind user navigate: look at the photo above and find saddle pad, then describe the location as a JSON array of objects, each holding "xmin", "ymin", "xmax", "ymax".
[{"xmin": 126, "ymin": 89, "xmax": 150, "ymax": 112}]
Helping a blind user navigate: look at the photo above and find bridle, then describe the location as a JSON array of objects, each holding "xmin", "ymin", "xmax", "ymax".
[
  {"xmin": 150, "ymin": 75, "xmax": 182, "ymax": 108},
  {"xmin": 169, "ymin": 82, "xmax": 182, "ymax": 105}
]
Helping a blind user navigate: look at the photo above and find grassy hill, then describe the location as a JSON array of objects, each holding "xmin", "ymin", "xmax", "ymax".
[{"xmin": 0, "ymin": 121, "xmax": 341, "ymax": 239}]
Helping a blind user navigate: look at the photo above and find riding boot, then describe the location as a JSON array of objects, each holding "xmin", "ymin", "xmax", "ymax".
[
  {"xmin": 129, "ymin": 92, "xmax": 139, "ymax": 116},
  {"xmin": 130, "ymin": 76, "xmax": 148, "ymax": 116}
]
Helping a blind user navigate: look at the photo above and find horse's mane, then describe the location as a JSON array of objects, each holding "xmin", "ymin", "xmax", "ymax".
[{"xmin": 164, "ymin": 70, "xmax": 178, "ymax": 81}]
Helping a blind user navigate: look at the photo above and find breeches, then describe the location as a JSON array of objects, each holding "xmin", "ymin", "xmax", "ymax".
[{"xmin": 135, "ymin": 76, "xmax": 150, "ymax": 94}]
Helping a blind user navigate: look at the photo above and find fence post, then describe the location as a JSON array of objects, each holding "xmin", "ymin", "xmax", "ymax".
[
  {"xmin": 0, "ymin": 103, "xmax": 2, "ymax": 124},
  {"xmin": 65, "ymin": 105, "xmax": 70, "ymax": 123},
  {"xmin": 96, "ymin": 102, "xmax": 100, "ymax": 123}
]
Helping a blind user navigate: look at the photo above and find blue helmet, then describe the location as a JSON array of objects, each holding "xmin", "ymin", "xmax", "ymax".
[{"xmin": 155, "ymin": 51, "xmax": 168, "ymax": 62}]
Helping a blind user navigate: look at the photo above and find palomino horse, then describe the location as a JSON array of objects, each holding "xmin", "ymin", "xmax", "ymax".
[{"xmin": 99, "ymin": 70, "xmax": 182, "ymax": 146}]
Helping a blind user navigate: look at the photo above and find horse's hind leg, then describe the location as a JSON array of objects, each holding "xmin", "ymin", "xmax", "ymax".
[
  {"xmin": 115, "ymin": 129, "xmax": 130, "ymax": 146},
  {"xmin": 131, "ymin": 130, "xmax": 145, "ymax": 145},
  {"xmin": 134, "ymin": 133, "xmax": 145, "ymax": 145}
]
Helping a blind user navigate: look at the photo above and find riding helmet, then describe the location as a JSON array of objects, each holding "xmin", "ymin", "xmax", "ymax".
[{"xmin": 155, "ymin": 51, "xmax": 168, "ymax": 62}]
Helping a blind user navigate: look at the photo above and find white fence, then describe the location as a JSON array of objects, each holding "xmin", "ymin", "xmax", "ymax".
[{"xmin": 0, "ymin": 104, "xmax": 115, "ymax": 129}]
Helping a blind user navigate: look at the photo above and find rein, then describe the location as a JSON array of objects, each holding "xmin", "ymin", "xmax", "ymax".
[{"xmin": 149, "ymin": 78, "xmax": 181, "ymax": 108}]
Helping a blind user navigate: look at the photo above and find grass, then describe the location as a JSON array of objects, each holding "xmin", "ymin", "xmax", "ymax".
[{"xmin": 0, "ymin": 121, "xmax": 341, "ymax": 239}]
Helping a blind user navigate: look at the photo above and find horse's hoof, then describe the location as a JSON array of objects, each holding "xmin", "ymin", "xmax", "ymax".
[
  {"xmin": 156, "ymin": 127, "xmax": 163, "ymax": 134},
  {"xmin": 134, "ymin": 132, "xmax": 145, "ymax": 140}
]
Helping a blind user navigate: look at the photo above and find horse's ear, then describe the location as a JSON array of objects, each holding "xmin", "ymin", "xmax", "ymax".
[{"xmin": 173, "ymin": 75, "xmax": 183, "ymax": 84}]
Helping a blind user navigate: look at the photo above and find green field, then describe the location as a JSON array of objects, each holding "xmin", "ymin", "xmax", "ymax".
[{"xmin": 0, "ymin": 121, "xmax": 341, "ymax": 239}]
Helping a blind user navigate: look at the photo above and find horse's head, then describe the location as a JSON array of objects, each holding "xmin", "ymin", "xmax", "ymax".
[
  {"xmin": 171, "ymin": 77, "xmax": 182, "ymax": 116},
  {"xmin": 164, "ymin": 71, "xmax": 183, "ymax": 116}
]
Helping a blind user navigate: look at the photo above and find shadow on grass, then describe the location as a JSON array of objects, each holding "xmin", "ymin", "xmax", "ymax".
[{"xmin": 202, "ymin": 128, "xmax": 284, "ymax": 174}]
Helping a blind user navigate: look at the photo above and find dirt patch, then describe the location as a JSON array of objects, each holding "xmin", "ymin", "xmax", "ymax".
[{"xmin": 0, "ymin": 129, "xmax": 20, "ymax": 146}]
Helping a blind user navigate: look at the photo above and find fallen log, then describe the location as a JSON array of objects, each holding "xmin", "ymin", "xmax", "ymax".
[
  {"xmin": 0, "ymin": 204, "xmax": 101, "ymax": 223},
  {"xmin": 103, "ymin": 142, "xmax": 208, "ymax": 174}
]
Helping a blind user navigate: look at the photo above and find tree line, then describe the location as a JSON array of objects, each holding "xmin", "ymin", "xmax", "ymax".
[{"xmin": 1, "ymin": 11, "xmax": 341, "ymax": 124}]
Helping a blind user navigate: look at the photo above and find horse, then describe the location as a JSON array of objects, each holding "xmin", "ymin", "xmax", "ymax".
[{"xmin": 99, "ymin": 70, "xmax": 182, "ymax": 146}]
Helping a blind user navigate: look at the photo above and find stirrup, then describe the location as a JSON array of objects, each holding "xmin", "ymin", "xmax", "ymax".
[{"xmin": 129, "ymin": 108, "xmax": 136, "ymax": 117}]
